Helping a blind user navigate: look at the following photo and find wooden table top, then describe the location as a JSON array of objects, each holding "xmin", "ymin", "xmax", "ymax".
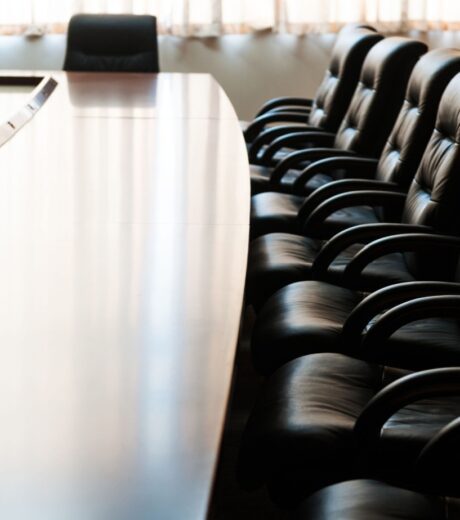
[{"xmin": 0, "ymin": 72, "xmax": 249, "ymax": 519}]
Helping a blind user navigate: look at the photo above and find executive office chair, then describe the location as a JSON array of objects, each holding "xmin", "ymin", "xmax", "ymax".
[
  {"xmin": 250, "ymin": 37, "xmax": 427, "ymax": 195},
  {"xmin": 243, "ymin": 69, "xmax": 460, "ymax": 378},
  {"xmin": 243, "ymin": 24, "xmax": 381, "ymax": 152},
  {"xmin": 239, "ymin": 347, "xmax": 460, "ymax": 505},
  {"xmin": 63, "ymin": 14, "xmax": 160, "ymax": 72},
  {"xmin": 249, "ymin": 48, "xmax": 460, "ymax": 240},
  {"xmin": 246, "ymin": 70, "xmax": 460, "ymax": 312}
]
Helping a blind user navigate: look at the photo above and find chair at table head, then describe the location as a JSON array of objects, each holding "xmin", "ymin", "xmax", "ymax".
[{"xmin": 63, "ymin": 14, "xmax": 160, "ymax": 73}]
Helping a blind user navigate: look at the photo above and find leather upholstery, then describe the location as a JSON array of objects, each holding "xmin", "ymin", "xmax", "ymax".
[
  {"xmin": 238, "ymin": 353, "xmax": 460, "ymax": 504},
  {"xmin": 246, "ymin": 236, "xmax": 412, "ymax": 310},
  {"xmin": 246, "ymin": 72, "xmax": 460, "ymax": 312},
  {"xmin": 292, "ymin": 480, "xmax": 460, "ymax": 520},
  {"xmin": 401, "ymin": 73, "xmax": 460, "ymax": 277},
  {"xmin": 247, "ymin": 26, "xmax": 381, "ymax": 152},
  {"xmin": 333, "ymin": 38, "xmax": 427, "ymax": 158},
  {"xmin": 250, "ymin": 48, "xmax": 460, "ymax": 238},
  {"xmin": 307, "ymin": 28, "xmax": 382, "ymax": 132},
  {"xmin": 251, "ymin": 274, "xmax": 460, "ymax": 374},
  {"xmin": 376, "ymin": 48, "xmax": 460, "ymax": 189},
  {"xmin": 252, "ymin": 253, "xmax": 460, "ymax": 372},
  {"xmin": 63, "ymin": 14, "xmax": 160, "ymax": 72},
  {"xmin": 250, "ymin": 37, "xmax": 427, "ymax": 195}
]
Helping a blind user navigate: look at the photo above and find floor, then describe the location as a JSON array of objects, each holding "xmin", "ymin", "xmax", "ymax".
[{"xmin": 210, "ymin": 308, "xmax": 289, "ymax": 519}]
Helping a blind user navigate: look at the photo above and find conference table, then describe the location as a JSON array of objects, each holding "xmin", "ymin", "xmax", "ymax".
[{"xmin": 0, "ymin": 72, "xmax": 250, "ymax": 519}]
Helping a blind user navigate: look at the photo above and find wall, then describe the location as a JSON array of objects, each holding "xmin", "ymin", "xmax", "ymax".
[{"xmin": 0, "ymin": 31, "xmax": 457, "ymax": 120}]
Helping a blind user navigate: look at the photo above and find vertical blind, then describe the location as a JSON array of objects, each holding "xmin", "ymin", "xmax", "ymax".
[{"xmin": 1, "ymin": 0, "xmax": 460, "ymax": 36}]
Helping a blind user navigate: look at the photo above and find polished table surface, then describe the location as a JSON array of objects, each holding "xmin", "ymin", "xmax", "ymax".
[{"xmin": 0, "ymin": 73, "xmax": 249, "ymax": 519}]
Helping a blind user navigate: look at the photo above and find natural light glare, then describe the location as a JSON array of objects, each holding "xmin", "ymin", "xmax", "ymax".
[{"xmin": 1, "ymin": 0, "xmax": 460, "ymax": 35}]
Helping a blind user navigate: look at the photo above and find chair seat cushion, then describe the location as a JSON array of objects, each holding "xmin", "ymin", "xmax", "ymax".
[
  {"xmin": 250, "ymin": 165, "xmax": 328, "ymax": 195},
  {"xmin": 251, "ymin": 164, "xmax": 302, "ymax": 195},
  {"xmin": 250, "ymin": 165, "xmax": 273, "ymax": 195},
  {"xmin": 284, "ymin": 171, "xmax": 337, "ymax": 195},
  {"xmin": 251, "ymin": 281, "xmax": 363, "ymax": 373},
  {"xmin": 250, "ymin": 192, "xmax": 304, "ymax": 239},
  {"xmin": 250, "ymin": 191, "xmax": 380, "ymax": 240},
  {"xmin": 317, "ymin": 205, "xmax": 381, "ymax": 238},
  {"xmin": 293, "ymin": 480, "xmax": 460, "ymax": 520},
  {"xmin": 239, "ymin": 353, "xmax": 460, "ymax": 505},
  {"xmin": 246, "ymin": 234, "xmax": 324, "ymax": 308},
  {"xmin": 246, "ymin": 233, "xmax": 414, "ymax": 311},
  {"xmin": 251, "ymin": 277, "xmax": 460, "ymax": 375}
]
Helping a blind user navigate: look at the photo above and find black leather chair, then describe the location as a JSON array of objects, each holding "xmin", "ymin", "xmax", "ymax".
[
  {"xmin": 246, "ymin": 71, "xmax": 460, "ymax": 313},
  {"xmin": 291, "ymin": 479, "xmax": 460, "ymax": 519},
  {"xmin": 250, "ymin": 37, "xmax": 427, "ymax": 195},
  {"xmin": 250, "ymin": 48, "xmax": 460, "ymax": 240},
  {"xmin": 239, "ymin": 356, "xmax": 460, "ymax": 506},
  {"xmin": 244, "ymin": 25, "xmax": 381, "ymax": 154},
  {"xmin": 63, "ymin": 14, "xmax": 160, "ymax": 72}
]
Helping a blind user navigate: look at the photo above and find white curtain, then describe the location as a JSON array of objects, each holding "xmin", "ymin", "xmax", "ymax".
[
  {"xmin": 1, "ymin": 0, "xmax": 460, "ymax": 36},
  {"xmin": 279, "ymin": 0, "xmax": 460, "ymax": 33}
]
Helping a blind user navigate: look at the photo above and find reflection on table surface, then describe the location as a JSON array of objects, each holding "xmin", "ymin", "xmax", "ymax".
[{"xmin": 0, "ymin": 72, "xmax": 249, "ymax": 520}]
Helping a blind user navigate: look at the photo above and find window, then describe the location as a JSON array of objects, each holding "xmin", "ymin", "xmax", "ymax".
[{"xmin": 1, "ymin": 0, "xmax": 460, "ymax": 36}]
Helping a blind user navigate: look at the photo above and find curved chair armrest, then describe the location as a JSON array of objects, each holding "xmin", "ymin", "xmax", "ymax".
[
  {"xmin": 292, "ymin": 156, "xmax": 380, "ymax": 194},
  {"xmin": 310, "ymin": 223, "xmax": 433, "ymax": 280},
  {"xmin": 416, "ymin": 417, "xmax": 460, "ymax": 489},
  {"xmin": 342, "ymin": 233, "xmax": 460, "ymax": 288},
  {"xmin": 270, "ymin": 147, "xmax": 356, "ymax": 184},
  {"xmin": 302, "ymin": 190, "xmax": 406, "ymax": 238},
  {"xmin": 342, "ymin": 281, "xmax": 460, "ymax": 344},
  {"xmin": 255, "ymin": 96, "xmax": 313, "ymax": 118},
  {"xmin": 244, "ymin": 112, "xmax": 310, "ymax": 142},
  {"xmin": 354, "ymin": 367, "xmax": 460, "ymax": 457},
  {"xmin": 261, "ymin": 131, "xmax": 336, "ymax": 165},
  {"xmin": 297, "ymin": 168, "xmax": 387, "ymax": 221},
  {"xmin": 248, "ymin": 125, "xmax": 324, "ymax": 163},
  {"xmin": 360, "ymin": 295, "xmax": 460, "ymax": 354},
  {"xmin": 266, "ymin": 107, "xmax": 312, "ymax": 116}
]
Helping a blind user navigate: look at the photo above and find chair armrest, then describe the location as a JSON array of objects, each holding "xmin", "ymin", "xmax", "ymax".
[
  {"xmin": 266, "ymin": 107, "xmax": 312, "ymax": 116},
  {"xmin": 310, "ymin": 223, "xmax": 433, "ymax": 280},
  {"xmin": 270, "ymin": 147, "xmax": 356, "ymax": 184},
  {"xmin": 248, "ymin": 125, "xmax": 324, "ymax": 163},
  {"xmin": 261, "ymin": 131, "xmax": 336, "ymax": 165},
  {"xmin": 342, "ymin": 281, "xmax": 460, "ymax": 345},
  {"xmin": 244, "ymin": 112, "xmax": 310, "ymax": 142},
  {"xmin": 255, "ymin": 96, "xmax": 313, "ymax": 118},
  {"xmin": 302, "ymin": 190, "xmax": 406, "ymax": 237},
  {"xmin": 360, "ymin": 294, "xmax": 460, "ymax": 354},
  {"xmin": 292, "ymin": 157, "xmax": 380, "ymax": 194},
  {"xmin": 342, "ymin": 233, "xmax": 460, "ymax": 288},
  {"xmin": 354, "ymin": 367, "xmax": 460, "ymax": 460}
]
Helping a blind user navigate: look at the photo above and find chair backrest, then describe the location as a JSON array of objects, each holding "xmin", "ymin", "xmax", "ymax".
[
  {"xmin": 376, "ymin": 49, "xmax": 460, "ymax": 189},
  {"xmin": 63, "ymin": 14, "xmax": 160, "ymax": 72},
  {"xmin": 333, "ymin": 37, "xmax": 427, "ymax": 157},
  {"xmin": 307, "ymin": 26, "xmax": 382, "ymax": 132},
  {"xmin": 401, "ymin": 73, "xmax": 460, "ymax": 277}
]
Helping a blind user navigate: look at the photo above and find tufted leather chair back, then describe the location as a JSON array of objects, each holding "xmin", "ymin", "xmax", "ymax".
[
  {"xmin": 402, "ymin": 73, "xmax": 460, "ymax": 278},
  {"xmin": 307, "ymin": 27, "xmax": 382, "ymax": 132},
  {"xmin": 334, "ymin": 37, "xmax": 427, "ymax": 157},
  {"xmin": 376, "ymin": 49, "xmax": 460, "ymax": 189},
  {"xmin": 373, "ymin": 49, "xmax": 460, "ymax": 223},
  {"xmin": 63, "ymin": 14, "xmax": 160, "ymax": 72}
]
